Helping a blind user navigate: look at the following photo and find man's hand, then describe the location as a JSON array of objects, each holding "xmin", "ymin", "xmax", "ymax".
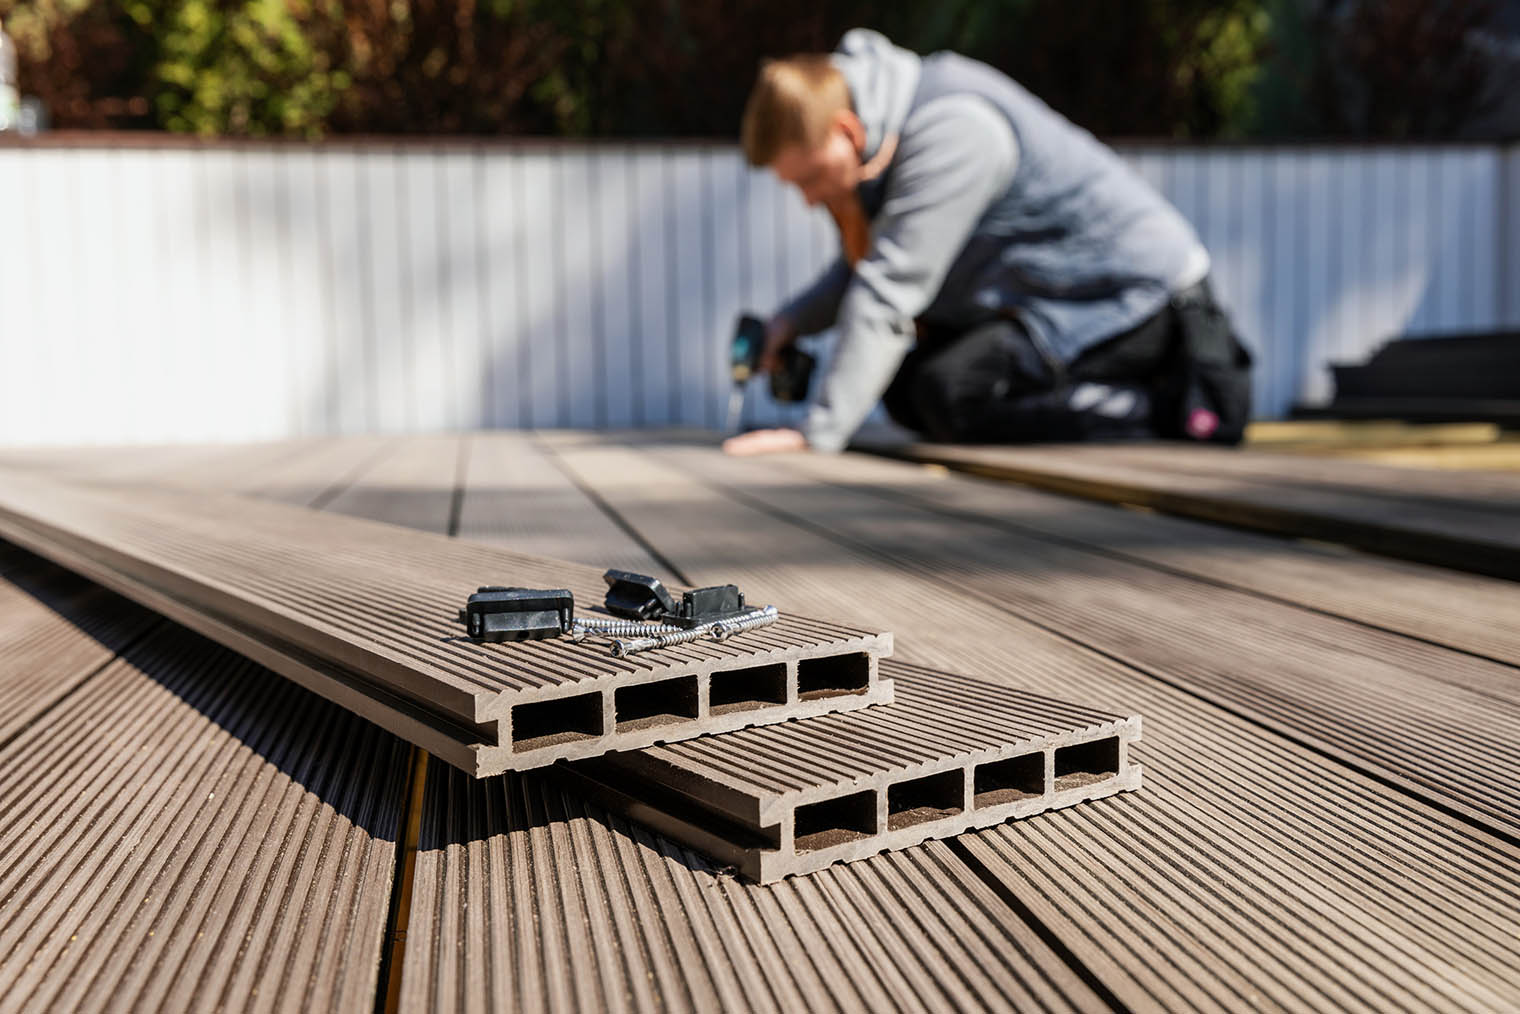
[
  {"xmin": 758, "ymin": 315, "xmax": 799, "ymax": 374},
  {"xmin": 722, "ymin": 428, "xmax": 809, "ymax": 456}
]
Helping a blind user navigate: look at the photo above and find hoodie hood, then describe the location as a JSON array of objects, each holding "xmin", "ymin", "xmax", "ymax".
[{"xmin": 830, "ymin": 29, "xmax": 922, "ymax": 164}]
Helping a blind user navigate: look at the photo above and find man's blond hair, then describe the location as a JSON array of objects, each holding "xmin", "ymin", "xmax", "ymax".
[{"xmin": 741, "ymin": 56, "xmax": 850, "ymax": 167}]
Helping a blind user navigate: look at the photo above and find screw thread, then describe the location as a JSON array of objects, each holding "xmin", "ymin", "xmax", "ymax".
[
  {"xmin": 571, "ymin": 617, "xmax": 683, "ymax": 642},
  {"xmin": 612, "ymin": 626, "xmax": 710, "ymax": 657},
  {"xmin": 608, "ymin": 605, "xmax": 780, "ymax": 656},
  {"xmin": 711, "ymin": 604, "xmax": 780, "ymax": 641}
]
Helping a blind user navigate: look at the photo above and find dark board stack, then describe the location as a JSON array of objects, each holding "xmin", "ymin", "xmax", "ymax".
[{"xmin": 1311, "ymin": 331, "xmax": 1520, "ymax": 424}]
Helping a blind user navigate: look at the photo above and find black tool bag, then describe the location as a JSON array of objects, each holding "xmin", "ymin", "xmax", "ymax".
[{"xmin": 1151, "ymin": 283, "xmax": 1254, "ymax": 445}]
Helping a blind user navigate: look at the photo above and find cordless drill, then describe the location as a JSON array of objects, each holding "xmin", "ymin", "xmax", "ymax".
[{"xmin": 727, "ymin": 314, "xmax": 816, "ymax": 433}]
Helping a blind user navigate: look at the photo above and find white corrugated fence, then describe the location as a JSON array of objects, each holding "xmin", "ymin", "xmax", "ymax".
[{"xmin": 1, "ymin": 138, "xmax": 1515, "ymax": 445}]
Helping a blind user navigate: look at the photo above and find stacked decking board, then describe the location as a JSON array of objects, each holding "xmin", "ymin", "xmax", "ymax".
[
  {"xmin": 854, "ymin": 436, "xmax": 1520, "ymax": 580},
  {"xmin": 0, "ymin": 468, "xmax": 892, "ymax": 775},
  {"xmin": 1320, "ymin": 331, "xmax": 1520, "ymax": 423},
  {"xmin": 566, "ymin": 662, "xmax": 1141, "ymax": 881}
]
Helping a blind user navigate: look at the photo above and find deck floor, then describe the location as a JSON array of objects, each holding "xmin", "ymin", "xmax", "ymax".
[{"xmin": 2, "ymin": 431, "xmax": 1519, "ymax": 1013}]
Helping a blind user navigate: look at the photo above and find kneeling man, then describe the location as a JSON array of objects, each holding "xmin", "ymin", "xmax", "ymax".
[{"xmin": 726, "ymin": 29, "xmax": 1253, "ymax": 456}]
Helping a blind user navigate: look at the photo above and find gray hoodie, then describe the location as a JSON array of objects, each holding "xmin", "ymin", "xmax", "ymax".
[{"xmin": 783, "ymin": 30, "xmax": 1209, "ymax": 452}]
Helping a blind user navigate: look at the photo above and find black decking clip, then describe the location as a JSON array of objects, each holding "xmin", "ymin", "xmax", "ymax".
[
  {"xmin": 602, "ymin": 569, "xmax": 678, "ymax": 620},
  {"xmin": 602, "ymin": 569, "xmax": 749, "ymax": 629},
  {"xmin": 668, "ymin": 584, "xmax": 748, "ymax": 629},
  {"xmin": 458, "ymin": 586, "xmax": 574, "ymax": 642}
]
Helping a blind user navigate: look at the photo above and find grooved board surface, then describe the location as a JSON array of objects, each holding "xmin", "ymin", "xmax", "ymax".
[
  {"xmin": 0, "ymin": 466, "xmax": 891, "ymax": 773},
  {"xmin": 0, "ymin": 551, "xmax": 160, "ymax": 743},
  {"xmin": 536, "ymin": 432, "xmax": 1520, "ymax": 1011},
  {"xmin": 0, "ymin": 621, "xmax": 410, "ymax": 1014},
  {"xmin": 859, "ymin": 437, "xmax": 1520, "ymax": 579},
  {"xmin": 768, "ymin": 444, "xmax": 1520, "ymax": 668},
  {"xmin": 400, "ymin": 763, "xmax": 1106, "ymax": 1014},
  {"xmin": 8, "ymin": 434, "xmax": 1520, "ymax": 1013},
  {"xmin": 457, "ymin": 431, "xmax": 666, "ymax": 575},
  {"xmin": 607, "ymin": 440, "xmax": 1520, "ymax": 837}
]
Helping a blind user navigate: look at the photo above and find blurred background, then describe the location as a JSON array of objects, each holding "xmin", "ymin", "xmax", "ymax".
[{"xmin": 1, "ymin": 0, "xmax": 1518, "ymax": 444}]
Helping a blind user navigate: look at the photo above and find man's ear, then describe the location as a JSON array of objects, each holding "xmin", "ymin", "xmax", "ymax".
[{"xmin": 835, "ymin": 109, "xmax": 867, "ymax": 157}]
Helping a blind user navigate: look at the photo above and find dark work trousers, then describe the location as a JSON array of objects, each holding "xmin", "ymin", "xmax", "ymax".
[{"xmin": 882, "ymin": 282, "xmax": 1246, "ymax": 443}]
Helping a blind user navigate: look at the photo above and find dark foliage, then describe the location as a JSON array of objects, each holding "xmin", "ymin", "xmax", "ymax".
[{"xmin": 0, "ymin": 0, "xmax": 1506, "ymax": 138}]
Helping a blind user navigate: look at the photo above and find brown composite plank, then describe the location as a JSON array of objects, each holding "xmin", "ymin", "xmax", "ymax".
[
  {"xmin": 0, "ymin": 468, "xmax": 892, "ymax": 773},
  {"xmin": 458, "ymin": 431, "xmax": 667, "ymax": 576},
  {"xmin": 538, "ymin": 433, "xmax": 1520, "ymax": 1012},
  {"xmin": 1327, "ymin": 440, "xmax": 1520, "ymax": 472},
  {"xmin": 319, "ymin": 435, "xmax": 1115, "ymax": 1013},
  {"xmin": 767, "ymin": 446, "xmax": 1520, "ymax": 668},
  {"xmin": 0, "ymin": 443, "xmax": 238, "ymax": 484},
  {"xmin": 1243, "ymin": 419, "xmax": 1501, "ymax": 450},
  {"xmin": 1091, "ymin": 441, "xmax": 1520, "ymax": 503},
  {"xmin": 401, "ymin": 763, "xmax": 1105, "ymax": 1014},
  {"xmin": 860, "ymin": 438, "xmax": 1520, "ymax": 580},
  {"xmin": 570, "ymin": 661, "xmax": 1141, "ymax": 881},
  {"xmin": 628, "ymin": 439, "xmax": 1520, "ymax": 838},
  {"xmin": 151, "ymin": 435, "xmax": 399, "ymax": 506},
  {"xmin": 0, "ymin": 601, "xmax": 411, "ymax": 1014},
  {"xmin": 0, "ymin": 439, "xmax": 414, "ymax": 1013},
  {"xmin": 0, "ymin": 548, "xmax": 159, "ymax": 743},
  {"xmin": 320, "ymin": 433, "xmax": 465, "ymax": 534}
]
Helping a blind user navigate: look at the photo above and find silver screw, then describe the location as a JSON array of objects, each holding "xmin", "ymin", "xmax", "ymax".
[
  {"xmin": 609, "ymin": 605, "xmax": 779, "ymax": 657},
  {"xmin": 570, "ymin": 617, "xmax": 684, "ymax": 642},
  {"xmin": 612, "ymin": 626, "xmax": 712, "ymax": 657},
  {"xmin": 712, "ymin": 604, "xmax": 779, "ymax": 641}
]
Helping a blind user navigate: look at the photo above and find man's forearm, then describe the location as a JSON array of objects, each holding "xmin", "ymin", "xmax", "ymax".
[
  {"xmin": 801, "ymin": 311, "xmax": 915, "ymax": 453},
  {"xmin": 778, "ymin": 258, "xmax": 852, "ymax": 336}
]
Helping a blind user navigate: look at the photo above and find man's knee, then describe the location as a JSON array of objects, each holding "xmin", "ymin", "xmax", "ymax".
[{"xmin": 906, "ymin": 320, "xmax": 1054, "ymax": 441}]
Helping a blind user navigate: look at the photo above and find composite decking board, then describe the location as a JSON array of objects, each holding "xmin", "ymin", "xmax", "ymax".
[
  {"xmin": 0, "ymin": 468, "xmax": 892, "ymax": 773},
  {"xmin": 540, "ymin": 434, "xmax": 1520, "ymax": 1010},
  {"xmin": 1052, "ymin": 440, "xmax": 1520, "ymax": 500},
  {"xmin": 319, "ymin": 433, "xmax": 1110, "ymax": 1012},
  {"xmin": 142, "ymin": 436, "xmax": 390, "ymax": 503},
  {"xmin": 226, "ymin": 436, "xmax": 401, "ymax": 506},
  {"xmin": 0, "ymin": 623, "xmax": 410, "ymax": 1014},
  {"xmin": 456, "ymin": 431, "xmax": 667, "ymax": 576},
  {"xmin": 319, "ymin": 432, "xmax": 465, "ymax": 535},
  {"xmin": 598, "ymin": 662, "xmax": 1136, "ymax": 813},
  {"xmin": 1301, "ymin": 395, "xmax": 1520, "ymax": 425},
  {"xmin": 0, "ymin": 443, "xmax": 224, "ymax": 483},
  {"xmin": 399, "ymin": 763, "xmax": 1107, "ymax": 1014},
  {"xmin": 570, "ymin": 661, "xmax": 1141, "ymax": 881},
  {"xmin": 0, "ymin": 551, "xmax": 160, "ymax": 743},
  {"xmin": 770, "ymin": 446, "xmax": 1520, "ymax": 669},
  {"xmin": 1325, "ymin": 441, "xmax": 1520, "ymax": 472},
  {"xmin": 627, "ymin": 439, "xmax": 1520, "ymax": 838},
  {"xmin": 1243, "ymin": 419, "xmax": 1503, "ymax": 450},
  {"xmin": 1085, "ymin": 441, "xmax": 1520, "ymax": 506},
  {"xmin": 858, "ymin": 438, "xmax": 1520, "ymax": 580}
]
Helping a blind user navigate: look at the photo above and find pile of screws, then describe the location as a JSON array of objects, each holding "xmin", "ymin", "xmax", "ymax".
[
  {"xmin": 584, "ymin": 569, "xmax": 780, "ymax": 655},
  {"xmin": 572, "ymin": 604, "xmax": 780, "ymax": 657},
  {"xmin": 456, "ymin": 570, "xmax": 780, "ymax": 657}
]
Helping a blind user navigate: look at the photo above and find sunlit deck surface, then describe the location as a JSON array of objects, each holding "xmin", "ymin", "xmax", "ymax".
[{"xmin": 3, "ymin": 430, "xmax": 1519, "ymax": 1013}]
